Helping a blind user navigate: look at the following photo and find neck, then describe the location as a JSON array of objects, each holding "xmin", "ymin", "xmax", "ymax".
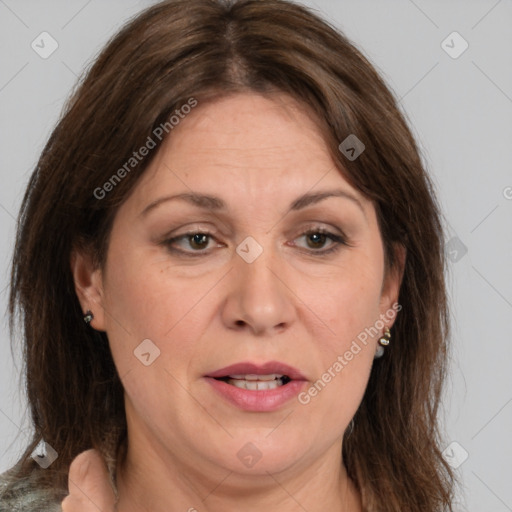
[{"xmin": 115, "ymin": 433, "xmax": 362, "ymax": 512}]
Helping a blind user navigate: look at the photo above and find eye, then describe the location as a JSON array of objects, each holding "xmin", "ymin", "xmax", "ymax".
[
  {"xmin": 187, "ymin": 233, "xmax": 210, "ymax": 250},
  {"xmin": 163, "ymin": 231, "xmax": 220, "ymax": 254},
  {"xmin": 293, "ymin": 228, "xmax": 347, "ymax": 254}
]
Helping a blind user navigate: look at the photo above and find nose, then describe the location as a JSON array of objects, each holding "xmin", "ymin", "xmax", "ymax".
[{"xmin": 221, "ymin": 247, "xmax": 296, "ymax": 336}]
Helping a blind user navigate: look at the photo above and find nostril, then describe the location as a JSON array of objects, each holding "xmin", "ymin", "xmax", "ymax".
[{"xmin": 234, "ymin": 320, "xmax": 246, "ymax": 327}]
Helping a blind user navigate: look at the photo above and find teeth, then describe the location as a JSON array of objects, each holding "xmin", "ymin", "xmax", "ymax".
[
  {"xmin": 227, "ymin": 378, "xmax": 283, "ymax": 390},
  {"xmin": 222, "ymin": 374, "xmax": 291, "ymax": 390},
  {"xmin": 228, "ymin": 374, "xmax": 283, "ymax": 381}
]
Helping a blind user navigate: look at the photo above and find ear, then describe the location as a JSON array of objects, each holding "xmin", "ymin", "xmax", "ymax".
[
  {"xmin": 379, "ymin": 243, "xmax": 406, "ymax": 328},
  {"xmin": 70, "ymin": 246, "xmax": 107, "ymax": 331}
]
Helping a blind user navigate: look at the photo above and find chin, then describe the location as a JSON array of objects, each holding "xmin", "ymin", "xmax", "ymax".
[{"xmin": 208, "ymin": 431, "xmax": 309, "ymax": 476}]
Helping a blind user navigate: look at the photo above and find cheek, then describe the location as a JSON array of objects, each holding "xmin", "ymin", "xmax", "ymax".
[
  {"xmin": 296, "ymin": 277, "xmax": 378, "ymax": 434},
  {"xmin": 104, "ymin": 241, "xmax": 175, "ymax": 332},
  {"xmin": 296, "ymin": 255, "xmax": 384, "ymax": 345},
  {"xmin": 292, "ymin": 251, "xmax": 383, "ymax": 417},
  {"xmin": 101, "ymin": 240, "xmax": 223, "ymax": 374},
  {"xmin": 100, "ymin": 245, "xmax": 215, "ymax": 423}
]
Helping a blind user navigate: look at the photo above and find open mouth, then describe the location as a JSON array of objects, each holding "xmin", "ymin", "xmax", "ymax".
[
  {"xmin": 206, "ymin": 363, "xmax": 306, "ymax": 411},
  {"xmin": 214, "ymin": 374, "xmax": 292, "ymax": 390}
]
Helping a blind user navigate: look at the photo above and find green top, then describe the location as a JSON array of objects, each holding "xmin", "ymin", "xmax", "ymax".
[
  {"xmin": 1, "ymin": 437, "xmax": 121, "ymax": 510},
  {"xmin": 0, "ymin": 467, "xmax": 64, "ymax": 511},
  {"xmin": 0, "ymin": 460, "xmax": 118, "ymax": 511}
]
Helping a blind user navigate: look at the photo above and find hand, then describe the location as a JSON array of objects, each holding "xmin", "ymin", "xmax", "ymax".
[{"xmin": 61, "ymin": 449, "xmax": 117, "ymax": 511}]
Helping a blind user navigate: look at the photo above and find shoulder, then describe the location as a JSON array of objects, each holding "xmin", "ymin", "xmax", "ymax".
[{"xmin": 0, "ymin": 466, "xmax": 64, "ymax": 512}]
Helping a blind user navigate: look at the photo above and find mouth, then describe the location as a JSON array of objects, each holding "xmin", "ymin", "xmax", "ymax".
[
  {"xmin": 206, "ymin": 361, "xmax": 306, "ymax": 384},
  {"xmin": 204, "ymin": 361, "xmax": 307, "ymax": 412},
  {"xmin": 214, "ymin": 373, "xmax": 292, "ymax": 390}
]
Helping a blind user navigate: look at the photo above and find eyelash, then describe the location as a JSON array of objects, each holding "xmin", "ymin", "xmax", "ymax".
[{"xmin": 162, "ymin": 227, "xmax": 348, "ymax": 257}]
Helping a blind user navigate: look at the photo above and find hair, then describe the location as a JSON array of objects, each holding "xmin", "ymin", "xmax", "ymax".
[{"xmin": 5, "ymin": 0, "xmax": 454, "ymax": 509}]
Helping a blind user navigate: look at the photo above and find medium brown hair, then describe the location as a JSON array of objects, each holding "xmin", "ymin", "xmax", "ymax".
[{"xmin": 7, "ymin": 0, "xmax": 454, "ymax": 508}]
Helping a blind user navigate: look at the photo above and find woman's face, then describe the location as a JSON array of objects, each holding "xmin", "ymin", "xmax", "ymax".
[{"xmin": 75, "ymin": 92, "xmax": 401, "ymax": 480}]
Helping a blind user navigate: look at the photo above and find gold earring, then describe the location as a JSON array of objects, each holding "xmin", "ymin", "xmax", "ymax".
[
  {"xmin": 374, "ymin": 328, "xmax": 391, "ymax": 359},
  {"xmin": 378, "ymin": 328, "xmax": 391, "ymax": 347}
]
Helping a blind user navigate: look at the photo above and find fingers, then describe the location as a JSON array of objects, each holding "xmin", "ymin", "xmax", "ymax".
[{"xmin": 61, "ymin": 449, "xmax": 116, "ymax": 512}]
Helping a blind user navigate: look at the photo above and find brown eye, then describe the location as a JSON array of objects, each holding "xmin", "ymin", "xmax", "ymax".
[
  {"xmin": 188, "ymin": 233, "xmax": 210, "ymax": 250},
  {"xmin": 163, "ymin": 231, "xmax": 219, "ymax": 255},
  {"xmin": 306, "ymin": 232, "xmax": 328, "ymax": 249},
  {"xmin": 292, "ymin": 228, "xmax": 348, "ymax": 255}
]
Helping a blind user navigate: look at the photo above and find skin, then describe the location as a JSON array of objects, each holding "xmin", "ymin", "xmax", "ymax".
[{"xmin": 68, "ymin": 92, "xmax": 403, "ymax": 512}]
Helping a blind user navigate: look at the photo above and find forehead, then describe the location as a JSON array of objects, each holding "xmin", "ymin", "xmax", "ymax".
[{"xmin": 124, "ymin": 92, "xmax": 369, "ymax": 214}]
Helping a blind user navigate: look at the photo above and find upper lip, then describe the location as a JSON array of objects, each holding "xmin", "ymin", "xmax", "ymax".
[{"xmin": 206, "ymin": 361, "xmax": 307, "ymax": 380}]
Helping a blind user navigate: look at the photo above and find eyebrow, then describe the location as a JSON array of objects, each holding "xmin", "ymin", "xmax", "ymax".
[
  {"xmin": 139, "ymin": 189, "xmax": 365, "ymax": 217},
  {"xmin": 289, "ymin": 190, "xmax": 364, "ymax": 214}
]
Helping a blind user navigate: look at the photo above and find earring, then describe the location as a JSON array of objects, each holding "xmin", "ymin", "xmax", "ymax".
[
  {"xmin": 83, "ymin": 310, "xmax": 94, "ymax": 324},
  {"xmin": 374, "ymin": 328, "xmax": 391, "ymax": 358},
  {"xmin": 345, "ymin": 419, "xmax": 354, "ymax": 438}
]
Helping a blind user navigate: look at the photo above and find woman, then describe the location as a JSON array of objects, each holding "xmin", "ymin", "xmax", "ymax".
[{"xmin": 0, "ymin": 0, "xmax": 454, "ymax": 510}]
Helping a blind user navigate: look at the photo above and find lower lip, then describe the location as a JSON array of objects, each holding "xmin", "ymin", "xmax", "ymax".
[{"xmin": 205, "ymin": 377, "xmax": 307, "ymax": 412}]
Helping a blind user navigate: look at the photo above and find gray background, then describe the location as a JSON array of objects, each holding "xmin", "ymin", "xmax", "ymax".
[{"xmin": 0, "ymin": 0, "xmax": 511, "ymax": 510}]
